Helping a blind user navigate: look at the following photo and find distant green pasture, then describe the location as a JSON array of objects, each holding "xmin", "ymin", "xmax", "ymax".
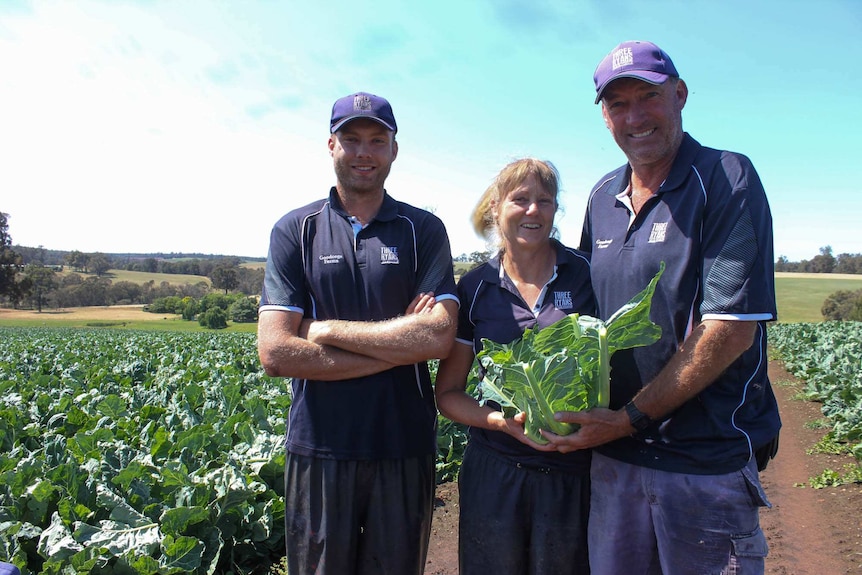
[
  {"xmin": 775, "ymin": 273, "xmax": 862, "ymax": 323},
  {"xmin": 101, "ymin": 269, "xmax": 212, "ymax": 286},
  {"xmin": 55, "ymin": 268, "xmax": 211, "ymax": 286},
  {"xmin": 0, "ymin": 314, "xmax": 257, "ymax": 333}
]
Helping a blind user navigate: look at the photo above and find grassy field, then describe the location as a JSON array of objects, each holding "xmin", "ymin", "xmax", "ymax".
[
  {"xmin": 1, "ymin": 271, "xmax": 860, "ymax": 329},
  {"xmin": 81, "ymin": 269, "xmax": 212, "ymax": 286},
  {"xmin": 774, "ymin": 272, "xmax": 862, "ymax": 323},
  {"xmin": 0, "ymin": 305, "xmax": 257, "ymax": 332}
]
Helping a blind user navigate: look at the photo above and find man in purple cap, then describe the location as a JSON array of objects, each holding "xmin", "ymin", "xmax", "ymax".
[
  {"xmin": 544, "ymin": 41, "xmax": 781, "ymax": 574},
  {"xmin": 258, "ymin": 92, "xmax": 459, "ymax": 574}
]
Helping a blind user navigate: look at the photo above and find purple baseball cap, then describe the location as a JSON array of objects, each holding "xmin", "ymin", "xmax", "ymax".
[
  {"xmin": 330, "ymin": 92, "xmax": 397, "ymax": 133},
  {"xmin": 593, "ymin": 40, "xmax": 679, "ymax": 104}
]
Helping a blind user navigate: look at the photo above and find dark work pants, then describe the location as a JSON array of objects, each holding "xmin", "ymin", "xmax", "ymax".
[
  {"xmin": 284, "ymin": 452, "xmax": 435, "ymax": 575},
  {"xmin": 587, "ymin": 452, "xmax": 769, "ymax": 575},
  {"xmin": 458, "ymin": 442, "xmax": 591, "ymax": 575}
]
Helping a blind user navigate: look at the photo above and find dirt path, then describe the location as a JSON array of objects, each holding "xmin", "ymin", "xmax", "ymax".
[
  {"xmin": 759, "ymin": 362, "xmax": 862, "ymax": 574},
  {"xmin": 425, "ymin": 360, "xmax": 862, "ymax": 574}
]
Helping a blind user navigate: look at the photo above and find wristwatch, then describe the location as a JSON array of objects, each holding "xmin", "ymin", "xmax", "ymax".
[{"xmin": 624, "ymin": 400, "xmax": 652, "ymax": 432}]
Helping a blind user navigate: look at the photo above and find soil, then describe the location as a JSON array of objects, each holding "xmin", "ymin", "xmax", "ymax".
[{"xmin": 424, "ymin": 360, "xmax": 862, "ymax": 574}]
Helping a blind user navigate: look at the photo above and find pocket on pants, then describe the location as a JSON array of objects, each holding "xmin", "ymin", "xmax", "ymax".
[
  {"xmin": 730, "ymin": 528, "xmax": 768, "ymax": 559},
  {"xmin": 740, "ymin": 460, "xmax": 771, "ymax": 508}
]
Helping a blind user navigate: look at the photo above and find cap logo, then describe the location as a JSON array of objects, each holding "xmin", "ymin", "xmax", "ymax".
[
  {"xmin": 354, "ymin": 94, "xmax": 373, "ymax": 112},
  {"xmin": 612, "ymin": 47, "xmax": 634, "ymax": 71}
]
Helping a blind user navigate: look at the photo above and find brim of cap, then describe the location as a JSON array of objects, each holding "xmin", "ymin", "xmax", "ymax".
[
  {"xmin": 594, "ymin": 70, "xmax": 670, "ymax": 104},
  {"xmin": 330, "ymin": 115, "xmax": 396, "ymax": 133}
]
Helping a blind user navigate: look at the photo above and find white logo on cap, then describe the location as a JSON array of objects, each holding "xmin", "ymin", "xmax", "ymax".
[
  {"xmin": 612, "ymin": 47, "xmax": 634, "ymax": 71},
  {"xmin": 354, "ymin": 94, "xmax": 372, "ymax": 111}
]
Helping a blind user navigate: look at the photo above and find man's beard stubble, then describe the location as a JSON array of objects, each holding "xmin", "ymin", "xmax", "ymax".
[{"xmin": 333, "ymin": 158, "xmax": 392, "ymax": 197}]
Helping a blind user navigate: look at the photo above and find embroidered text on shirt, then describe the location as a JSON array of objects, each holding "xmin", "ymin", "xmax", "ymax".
[
  {"xmin": 648, "ymin": 222, "xmax": 668, "ymax": 243},
  {"xmin": 595, "ymin": 239, "xmax": 614, "ymax": 249},
  {"xmin": 554, "ymin": 291, "xmax": 573, "ymax": 310},
  {"xmin": 380, "ymin": 246, "xmax": 399, "ymax": 264},
  {"xmin": 319, "ymin": 254, "xmax": 344, "ymax": 264}
]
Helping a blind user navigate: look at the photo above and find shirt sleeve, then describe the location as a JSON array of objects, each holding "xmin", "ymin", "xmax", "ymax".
[
  {"xmin": 414, "ymin": 213, "xmax": 459, "ymax": 305},
  {"xmin": 454, "ymin": 276, "xmax": 477, "ymax": 346},
  {"xmin": 700, "ymin": 152, "xmax": 776, "ymax": 321},
  {"xmin": 260, "ymin": 213, "xmax": 306, "ymax": 313}
]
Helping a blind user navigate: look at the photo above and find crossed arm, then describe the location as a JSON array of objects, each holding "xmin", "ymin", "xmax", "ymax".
[
  {"xmin": 257, "ymin": 294, "xmax": 458, "ymax": 381},
  {"xmin": 542, "ymin": 318, "xmax": 758, "ymax": 452}
]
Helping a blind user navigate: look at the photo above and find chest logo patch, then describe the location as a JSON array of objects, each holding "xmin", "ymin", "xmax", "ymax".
[
  {"xmin": 319, "ymin": 254, "xmax": 344, "ymax": 264},
  {"xmin": 380, "ymin": 246, "xmax": 400, "ymax": 265},
  {"xmin": 648, "ymin": 222, "xmax": 668, "ymax": 243},
  {"xmin": 554, "ymin": 291, "xmax": 573, "ymax": 310}
]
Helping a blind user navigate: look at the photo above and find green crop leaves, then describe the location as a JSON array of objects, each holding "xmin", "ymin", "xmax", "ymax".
[
  {"xmin": 477, "ymin": 263, "xmax": 664, "ymax": 444},
  {"xmin": 0, "ymin": 328, "xmax": 286, "ymax": 574},
  {"xmin": 771, "ymin": 321, "xmax": 862, "ymax": 484}
]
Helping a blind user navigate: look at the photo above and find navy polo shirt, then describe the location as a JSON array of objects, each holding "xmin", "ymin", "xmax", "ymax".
[
  {"xmin": 579, "ymin": 133, "xmax": 781, "ymax": 474},
  {"xmin": 455, "ymin": 240, "xmax": 596, "ymax": 473},
  {"xmin": 260, "ymin": 188, "xmax": 458, "ymax": 460}
]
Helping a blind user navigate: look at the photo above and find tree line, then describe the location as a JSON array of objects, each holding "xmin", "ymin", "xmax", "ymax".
[
  {"xmin": 1, "ymin": 212, "xmax": 264, "ymax": 313},
  {"xmin": 775, "ymin": 246, "xmax": 862, "ymax": 274},
  {"xmin": 2, "ymin": 211, "xmax": 860, "ymax": 318}
]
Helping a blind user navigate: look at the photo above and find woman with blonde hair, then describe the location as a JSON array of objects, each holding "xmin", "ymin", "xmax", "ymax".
[{"xmin": 435, "ymin": 158, "xmax": 595, "ymax": 574}]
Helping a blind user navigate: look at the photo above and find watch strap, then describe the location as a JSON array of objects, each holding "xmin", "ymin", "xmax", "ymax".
[{"xmin": 625, "ymin": 400, "xmax": 652, "ymax": 432}]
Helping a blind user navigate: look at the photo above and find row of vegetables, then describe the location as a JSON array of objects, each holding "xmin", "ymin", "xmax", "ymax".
[
  {"xmin": 769, "ymin": 321, "xmax": 862, "ymax": 462},
  {"xmin": 0, "ymin": 328, "xmax": 287, "ymax": 574}
]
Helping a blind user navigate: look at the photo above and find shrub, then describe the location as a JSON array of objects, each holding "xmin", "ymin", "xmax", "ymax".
[
  {"xmin": 199, "ymin": 307, "xmax": 228, "ymax": 329},
  {"xmin": 182, "ymin": 298, "xmax": 198, "ymax": 321},
  {"xmin": 229, "ymin": 297, "xmax": 259, "ymax": 323},
  {"xmin": 146, "ymin": 295, "xmax": 186, "ymax": 314},
  {"xmin": 822, "ymin": 288, "xmax": 862, "ymax": 321}
]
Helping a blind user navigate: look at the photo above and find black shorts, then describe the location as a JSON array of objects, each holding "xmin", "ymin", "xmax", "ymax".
[
  {"xmin": 458, "ymin": 442, "xmax": 591, "ymax": 575},
  {"xmin": 284, "ymin": 452, "xmax": 435, "ymax": 575}
]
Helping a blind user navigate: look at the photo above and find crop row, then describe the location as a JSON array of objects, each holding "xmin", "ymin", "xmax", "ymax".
[
  {"xmin": 769, "ymin": 321, "xmax": 862, "ymax": 461},
  {"xmin": 0, "ymin": 328, "xmax": 289, "ymax": 574}
]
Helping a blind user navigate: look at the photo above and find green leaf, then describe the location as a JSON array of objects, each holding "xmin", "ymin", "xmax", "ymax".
[
  {"xmin": 161, "ymin": 534, "xmax": 205, "ymax": 572},
  {"xmin": 605, "ymin": 261, "xmax": 666, "ymax": 354},
  {"xmin": 122, "ymin": 552, "xmax": 161, "ymax": 574},
  {"xmin": 477, "ymin": 263, "xmax": 665, "ymax": 442},
  {"xmin": 38, "ymin": 511, "xmax": 83, "ymax": 560},
  {"xmin": 97, "ymin": 394, "xmax": 130, "ymax": 420},
  {"xmin": 160, "ymin": 506, "xmax": 210, "ymax": 537}
]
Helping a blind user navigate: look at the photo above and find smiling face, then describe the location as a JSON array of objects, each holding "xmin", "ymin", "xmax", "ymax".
[
  {"xmin": 600, "ymin": 77, "xmax": 688, "ymax": 172},
  {"xmin": 329, "ymin": 118, "xmax": 398, "ymax": 197},
  {"xmin": 494, "ymin": 173, "xmax": 558, "ymax": 251}
]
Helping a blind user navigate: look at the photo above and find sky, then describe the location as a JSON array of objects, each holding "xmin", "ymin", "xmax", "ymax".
[{"xmin": 1, "ymin": 0, "xmax": 859, "ymax": 262}]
